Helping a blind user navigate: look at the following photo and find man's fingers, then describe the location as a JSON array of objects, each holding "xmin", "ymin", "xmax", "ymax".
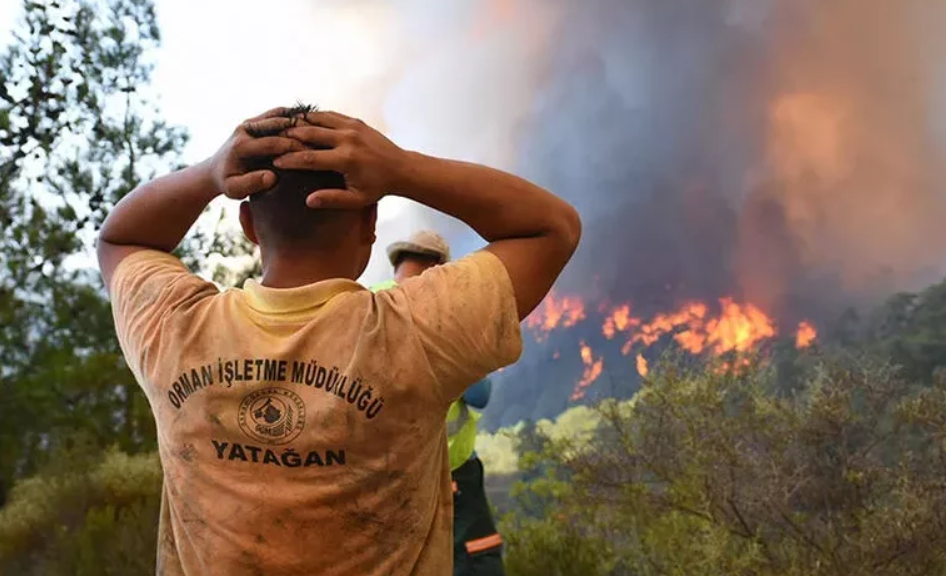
[
  {"xmin": 305, "ymin": 189, "xmax": 367, "ymax": 210},
  {"xmin": 283, "ymin": 126, "xmax": 342, "ymax": 148},
  {"xmin": 225, "ymin": 170, "xmax": 276, "ymax": 199},
  {"xmin": 273, "ymin": 149, "xmax": 345, "ymax": 171},
  {"xmin": 242, "ymin": 117, "xmax": 294, "ymax": 138},
  {"xmin": 237, "ymin": 136, "xmax": 306, "ymax": 158},
  {"xmin": 300, "ymin": 111, "xmax": 350, "ymax": 129}
]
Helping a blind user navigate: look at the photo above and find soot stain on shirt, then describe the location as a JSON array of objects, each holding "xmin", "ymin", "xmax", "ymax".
[
  {"xmin": 204, "ymin": 410, "xmax": 223, "ymax": 428},
  {"xmin": 349, "ymin": 507, "xmax": 386, "ymax": 531},
  {"xmin": 240, "ymin": 549, "xmax": 266, "ymax": 576},
  {"xmin": 178, "ymin": 443, "xmax": 197, "ymax": 463}
]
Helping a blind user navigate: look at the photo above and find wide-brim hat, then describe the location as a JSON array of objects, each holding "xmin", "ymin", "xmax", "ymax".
[{"xmin": 386, "ymin": 230, "xmax": 451, "ymax": 266}]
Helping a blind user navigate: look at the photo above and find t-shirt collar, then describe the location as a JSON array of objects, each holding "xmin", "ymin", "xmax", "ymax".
[{"xmin": 242, "ymin": 278, "xmax": 365, "ymax": 315}]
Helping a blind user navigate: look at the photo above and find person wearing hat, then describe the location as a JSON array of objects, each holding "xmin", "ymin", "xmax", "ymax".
[
  {"xmin": 373, "ymin": 231, "xmax": 505, "ymax": 576},
  {"xmin": 370, "ymin": 229, "xmax": 451, "ymax": 291}
]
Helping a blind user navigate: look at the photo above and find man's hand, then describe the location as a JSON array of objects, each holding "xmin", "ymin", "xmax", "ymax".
[
  {"xmin": 98, "ymin": 107, "xmax": 308, "ymax": 288},
  {"xmin": 272, "ymin": 111, "xmax": 408, "ymax": 209},
  {"xmin": 209, "ymin": 107, "xmax": 306, "ymax": 200}
]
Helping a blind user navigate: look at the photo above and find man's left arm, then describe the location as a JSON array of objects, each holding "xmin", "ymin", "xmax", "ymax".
[
  {"xmin": 97, "ymin": 108, "xmax": 303, "ymax": 289},
  {"xmin": 463, "ymin": 377, "xmax": 492, "ymax": 410}
]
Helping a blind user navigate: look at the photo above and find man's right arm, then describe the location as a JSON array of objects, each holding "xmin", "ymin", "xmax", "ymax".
[{"xmin": 392, "ymin": 153, "xmax": 581, "ymax": 320}]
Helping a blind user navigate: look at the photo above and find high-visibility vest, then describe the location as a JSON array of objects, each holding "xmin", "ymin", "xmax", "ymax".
[
  {"xmin": 370, "ymin": 279, "xmax": 398, "ymax": 292},
  {"xmin": 370, "ymin": 279, "xmax": 479, "ymax": 472},
  {"xmin": 446, "ymin": 399, "xmax": 480, "ymax": 471}
]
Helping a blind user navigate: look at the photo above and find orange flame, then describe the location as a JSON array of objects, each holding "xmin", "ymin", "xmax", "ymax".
[
  {"xmin": 714, "ymin": 357, "xmax": 753, "ymax": 375},
  {"xmin": 527, "ymin": 288, "xmax": 799, "ymax": 403},
  {"xmin": 602, "ymin": 304, "xmax": 639, "ymax": 339},
  {"xmin": 674, "ymin": 330, "xmax": 706, "ymax": 354},
  {"xmin": 703, "ymin": 299, "xmax": 776, "ymax": 355},
  {"xmin": 526, "ymin": 290, "xmax": 587, "ymax": 340},
  {"xmin": 796, "ymin": 320, "xmax": 817, "ymax": 348},
  {"xmin": 612, "ymin": 299, "xmax": 777, "ymax": 357},
  {"xmin": 570, "ymin": 340, "xmax": 604, "ymax": 401},
  {"xmin": 622, "ymin": 302, "xmax": 707, "ymax": 354}
]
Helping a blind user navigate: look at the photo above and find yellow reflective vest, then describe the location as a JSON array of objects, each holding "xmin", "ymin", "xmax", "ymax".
[{"xmin": 446, "ymin": 398, "xmax": 480, "ymax": 471}]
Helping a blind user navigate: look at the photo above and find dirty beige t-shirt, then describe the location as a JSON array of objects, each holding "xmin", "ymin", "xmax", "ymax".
[{"xmin": 109, "ymin": 249, "xmax": 522, "ymax": 576}]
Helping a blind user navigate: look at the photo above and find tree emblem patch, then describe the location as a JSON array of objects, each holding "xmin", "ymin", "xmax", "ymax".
[{"xmin": 238, "ymin": 388, "xmax": 305, "ymax": 445}]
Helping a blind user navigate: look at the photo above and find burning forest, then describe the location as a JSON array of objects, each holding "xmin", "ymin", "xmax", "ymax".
[
  {"xmin": 461, "ymin": 0, "xmax": 946, "ymax": 430},
  {"xmin": 525, "ymin": 291, "xmax": 816, "ymax": 402}
]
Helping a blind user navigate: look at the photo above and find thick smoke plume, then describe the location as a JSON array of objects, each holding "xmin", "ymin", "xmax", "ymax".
[
  {"xmin": 369, "ymin": 0, "xmax": 946, "ymax": 329},
  {"xmin": 353, "ymin": 0, "xmax": 946, "ymax": 427}
]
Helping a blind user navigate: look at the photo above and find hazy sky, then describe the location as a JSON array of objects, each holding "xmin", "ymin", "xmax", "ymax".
[
  {"xmin": 0, "ymin": 0, "xmax": 528, "ymax": 285},
  {"xmin": 6, "ymin": 0, "xmax": 944, "ymax": 299}
]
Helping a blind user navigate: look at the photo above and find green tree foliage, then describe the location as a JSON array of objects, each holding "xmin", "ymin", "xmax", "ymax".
[
  {"xmin": 0, "ymin": 444, "xmax": 162, "ymax": 575},
  {"xmin": 502, "ymin": 354, "xmax": 946, "ymax": 576},
  {"xmin": 0, "ymin": 0, "xmax": 187, "ymax": 506},
  {"xmin": 0, "ymin": 1, "xmax": 265, "ymax": 570},
  {"xmin": 0, "ymin": 0, "xmax": 190, "ymax": 569},
  {"xmin": 859, "ymin": 280, "xmax": 946, "ymax": 383}
]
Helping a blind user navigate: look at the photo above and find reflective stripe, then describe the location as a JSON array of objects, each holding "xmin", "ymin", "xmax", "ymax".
[{"xmin": 465, "ymin": 533, "xmax": 503, "ymax": 554}]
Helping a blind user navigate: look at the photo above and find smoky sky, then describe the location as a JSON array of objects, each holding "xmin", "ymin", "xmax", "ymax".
[
  {"xmin": 340, "ymin": 0, "xmax": 946, "ymax": 428},
  {"xmin": 462, "ymin": 0, "xmax": 946, "ymax": 325}
]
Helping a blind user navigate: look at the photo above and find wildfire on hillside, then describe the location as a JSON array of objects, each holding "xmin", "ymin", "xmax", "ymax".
[
  {"xmin": 570, "ymin": 340, "xmax": 604, "ymax": 401},
  {"xmin": 602, "ymin": 304, "xmax": 639, "ymax": 339},
  {"xmin": 525, "ymin": 289, "xmax": 587, "ymax": 341},
  {"xmin": 526, "ymin": 292, "xmax": 818, "ymax": 400},
  {"xmin": 796, "ymin": 321, "xmax": 818, "ymax": 348}
]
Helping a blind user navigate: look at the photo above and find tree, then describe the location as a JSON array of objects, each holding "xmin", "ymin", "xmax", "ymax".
[
  {"xmin": 0, "ymin": 0, "xmax": 185, "ymax": 504},
  {"xmin": 0, "ymin": 0, "xmax": 192, "ymax": 570},
  {"xmin": 854, "ymin": 280, "xmax": 946, "ymax": 383}
]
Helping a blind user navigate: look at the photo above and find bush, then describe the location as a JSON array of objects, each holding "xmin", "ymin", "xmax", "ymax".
[
  {"xmin": 502, "ymin": 512, "xmax": 617, "ymax": 576},
  {"xmin": 0, "ymin": 447, "xmax": 162, "ymax": 576},
  {"xmin": 501, "ymin": 353, "xmax": 946, "ymax": 576}
]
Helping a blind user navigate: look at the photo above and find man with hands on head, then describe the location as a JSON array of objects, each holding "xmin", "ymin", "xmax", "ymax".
[{"xmin": 98, "ymin": 104, "xmax": 581, "ymax": 576}]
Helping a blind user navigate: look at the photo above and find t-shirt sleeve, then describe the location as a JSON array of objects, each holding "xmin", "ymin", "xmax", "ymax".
[
  {"xmin": 398, "ymin": 250, "xmax": 522, "ymax": 403},
  {"xmin": 109, "ymin": 250, "xmax": 218, "ymax": 380}
]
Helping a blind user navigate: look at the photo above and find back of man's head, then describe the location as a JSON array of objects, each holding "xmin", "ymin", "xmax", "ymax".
[{"xmin": 240, "ymin": 104, "xmax": 363, "ymax": 254}]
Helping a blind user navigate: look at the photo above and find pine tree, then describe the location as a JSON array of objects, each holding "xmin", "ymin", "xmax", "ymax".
[{"xmin": 0, "ymin": 0, "xmax": 186, "ymax": 506}]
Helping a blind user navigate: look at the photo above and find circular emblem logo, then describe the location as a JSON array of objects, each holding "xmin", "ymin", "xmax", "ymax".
[{"xmin": 238, "ymin": 387, "xmax": 305, "ymax": 445}]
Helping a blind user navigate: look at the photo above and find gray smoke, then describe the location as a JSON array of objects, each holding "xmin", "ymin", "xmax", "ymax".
[
  {"xmin": 272, "ymin": 0, "xmax": 946, "ymax": 426},
  {"xmin": 360, "ymin": 0, "xmax": 946, "ymax": 426},
  {"xmin": 502, "ymin": 0, "xmax": 946, "ymax": 325}
]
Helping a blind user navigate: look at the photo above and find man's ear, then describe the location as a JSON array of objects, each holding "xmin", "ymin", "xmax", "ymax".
[{"xmin": 239, "ymin": 202, "xmax": 260, "ymax": 245}]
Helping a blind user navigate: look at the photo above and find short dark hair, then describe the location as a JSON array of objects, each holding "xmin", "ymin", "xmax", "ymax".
[{"xmin": 244, "ymin": 104, "xmax": 347, "ymax": 249}]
